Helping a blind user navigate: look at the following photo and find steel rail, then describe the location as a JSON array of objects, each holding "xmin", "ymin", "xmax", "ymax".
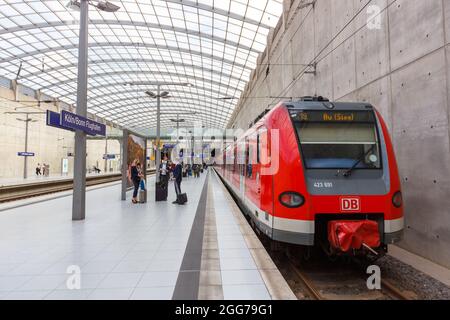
[{"xmin": 0, "ymin": 170, "xmax": 155, "ymax": 203}]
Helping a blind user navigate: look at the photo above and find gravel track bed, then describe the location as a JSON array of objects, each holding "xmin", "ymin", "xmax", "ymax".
[{"xmin": 377, "ymin": 255, "xmax": 450, "ymax": 300}]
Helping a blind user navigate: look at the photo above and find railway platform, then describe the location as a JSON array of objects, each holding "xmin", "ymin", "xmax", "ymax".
[{"xmin": 0, "ymin": 169, "xmax": 294, "ymax": 300}]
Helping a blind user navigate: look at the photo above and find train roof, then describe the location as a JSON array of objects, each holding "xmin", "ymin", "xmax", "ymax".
[
  {"xmin": 273, "ymin": 96, "xmax": 374, "ymax": 112},
  {"xmin": 248, "ymin": 97, "xmax": 375, "ymax": 128},
  {"xmin": 283, "ymin": 100, "xmax": 374, "ymax": 112}
]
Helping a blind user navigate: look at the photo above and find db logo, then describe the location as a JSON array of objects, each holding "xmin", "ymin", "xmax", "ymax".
[{"xmin": 340, "ymin": 197, "xmax": 361, "ymax": 212}]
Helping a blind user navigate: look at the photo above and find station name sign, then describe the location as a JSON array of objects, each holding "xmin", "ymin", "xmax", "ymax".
[
  {"xmin": 18, "ymin": 152, "xmax": 35, "ymax": 157},
  {"xmin": 46, "ymin": 110, "xmax": 106, "ymax": 136},
  {"xmin": 103, "ymin": 154, "xmax": 116, "ymax": 160},
  {"xmin": 294, "ymin": 110, "xmax": 375, "ymax": 123},
  {"xmin": 61, "ymin": 111, "xmax": 106, "ymax": 136}
]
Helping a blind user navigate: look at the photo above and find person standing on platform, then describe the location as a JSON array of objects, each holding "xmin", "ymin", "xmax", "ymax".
[
  {"xmin": 160, "ymin": 156, "xmax": 169, "ymax": 187},
  {"xmin": 130, "ymin": 159, "xmax": 142, "ymax": 204},
  {"xmin": 172, "ymin": 160, "xmax": 183, "ymax": 204},
  {"xmin": 36, "ymin": 164, "xmax": 41, "ymax": 176}
]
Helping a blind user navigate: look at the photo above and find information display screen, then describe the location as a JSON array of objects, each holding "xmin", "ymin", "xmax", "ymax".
[{"xmin": 293, "ymin": 110, "xmax": 376, "ymax": 123}]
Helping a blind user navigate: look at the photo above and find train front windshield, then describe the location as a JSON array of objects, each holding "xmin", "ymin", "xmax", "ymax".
[{"xmin": 294, "ymin": 111, "xmax": 382, "ymax": 170}]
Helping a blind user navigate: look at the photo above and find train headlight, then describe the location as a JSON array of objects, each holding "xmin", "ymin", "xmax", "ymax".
[
  {"xmin": 392, "ymin": 191, "xmax": 403, "ymax": 208},
  {"xmin": 279, "ymin": 192, "xmax": 305, "ymax": 208}
]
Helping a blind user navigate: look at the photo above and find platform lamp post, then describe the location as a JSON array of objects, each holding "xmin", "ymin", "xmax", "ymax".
[
  {"xmin": 169, "ymin": 111, "xmax": 198, "ymax": 145},
  {"xmin": 67, "ymin": 0, "xmax": 120, "ymax": 221},
  {"xmin": 4, "ymin": 111, "xmax": 46, "ymax": 179},
  {"xmin": 139, "ymin": 82, "xmax": 193, "ymax": 186},
  {"xmin": 170, "ymin": 116, "xmax": 185, "ymax": 145}
]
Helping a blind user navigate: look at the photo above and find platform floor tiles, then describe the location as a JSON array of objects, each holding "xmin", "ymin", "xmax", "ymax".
[
  {"xmin": 0, "ymin": 173, "xmax": 207, "ymax": 300},
  {"xmin": 0, "ymin": 169, "xmax": 295, "ymax": 300}
]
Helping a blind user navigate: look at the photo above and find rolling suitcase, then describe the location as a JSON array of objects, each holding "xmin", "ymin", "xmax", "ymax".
[
  {"xmin": 155, "ymin": 182, "xmax": 168, "ymax": 202},
  {"xmin": 177, "ymin": 193, "xmax": 188, "ymax": 205}
]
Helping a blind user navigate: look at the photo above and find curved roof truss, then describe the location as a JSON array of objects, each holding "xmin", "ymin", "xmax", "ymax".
[
  {"xmin": 25, "ymin": 58, "xmax": 244, "ymax": 83},
  {"xmin": 0, "ymin": 20, "xmax": 260, "ymax": 54},
  {"xmin": 0, "ymin": 0, "xmax": 283, "ymax": 134}
]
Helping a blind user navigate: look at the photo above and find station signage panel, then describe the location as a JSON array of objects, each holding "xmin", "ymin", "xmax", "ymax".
[
  {"xmin": 18, "ymin": 152, "xmax": 35, "ymax": 157},
  {"xmin": 46, "ymin": 110, "xmax": 73, "ymax": 131},
  {"xmin": 61, "ymin": 111, "xmax": 106, "ymax": 136},
  {"xmin": 46, "ymin": 110, "xmax": 106, "ymax": 136},
  {"xmin": 103, "ymin": 154, "xmax": 116, "ymax": 160}
]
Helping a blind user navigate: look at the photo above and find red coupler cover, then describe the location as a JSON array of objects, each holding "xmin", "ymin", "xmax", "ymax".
[{"xmin": 328, "ymin": 220, "xmax": 381, "ymax": 252}]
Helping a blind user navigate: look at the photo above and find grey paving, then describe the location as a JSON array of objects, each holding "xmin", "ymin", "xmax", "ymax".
[{"xmin": 0, "ymin": 173, "xmax": 207, "ymax": 300}]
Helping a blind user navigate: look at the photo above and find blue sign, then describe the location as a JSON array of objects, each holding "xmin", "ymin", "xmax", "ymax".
[
  {"xmin": 46, "ymin": 110, "xmax": 73, "ymax": 131},
  {"xmin": 60, "ymin": 110, "xmax": 106, "ymax": 136},
  {"xmin": 18, "ymin": 152, "xmax": 35, "ymax": 157},
  {"xmin": 103, "ymin": 154, "xmax": 116, "ymax": 160}
]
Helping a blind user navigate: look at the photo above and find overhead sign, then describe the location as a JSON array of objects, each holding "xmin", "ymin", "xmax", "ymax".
[
  {"xmin": 61, "ymin": 111, "xmax": 106, "ymax": 136},
  {"xmin": 103, "ymin": 154, "xmax": 116, "ymax": 160},
  {"xmin": 47, "ymin": 110, "xmax": 106, "ymax": 136},
  {"xmin": 46, "ymin": 110, "xmax": 73, "ymax": 131},
  {"xmin": 18, "ymin": 152, "xmax": 35, "ymax": 157}
]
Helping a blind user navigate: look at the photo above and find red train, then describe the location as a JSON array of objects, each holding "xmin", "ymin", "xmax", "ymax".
[{"xmin": 216, "ymin": 97, "xmax": 404, "ymax": 258}]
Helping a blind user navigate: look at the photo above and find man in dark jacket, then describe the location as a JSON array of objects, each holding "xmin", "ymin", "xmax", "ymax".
[{"xmin": 172, "ymin": 160, "xmax": 183, "ymax": 204}]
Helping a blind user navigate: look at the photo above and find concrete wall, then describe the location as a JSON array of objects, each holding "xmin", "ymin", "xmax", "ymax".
[
  {"xmin": 0, "ymin": 87, "xmax": 121, "ymax": 179},
  {"xmin": 230, "ymin": 0, "xmax": 450, "ymax": 268}
]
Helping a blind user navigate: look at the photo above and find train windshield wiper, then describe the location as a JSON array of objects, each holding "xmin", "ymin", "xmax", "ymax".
[{"xmin": 343, "ymin": 144, "xmax": 376, "ymax": 177}]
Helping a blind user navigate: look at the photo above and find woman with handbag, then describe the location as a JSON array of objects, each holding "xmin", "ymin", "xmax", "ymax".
[{"xmin": 130, "ymin": 159, "xmax": 142, "ymax": 204}]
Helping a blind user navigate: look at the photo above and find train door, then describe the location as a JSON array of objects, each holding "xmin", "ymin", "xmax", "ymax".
[
  {"xmin": 232, "ymin": 144, "xmax": 239, "ymax": 191},
  {"xmin": 254, "ymin": 130, "xmax": 262, "ymax": 210},
  {"xmin": 245, "ymin": 132, "xmax": 259, "ymax": 208},
  {"xmin": 239, "ymin": 139, "xmax": 246, "ymax": 198},
  {"xmin": 259, "ymin": 127, "xmax": 274, "ymax": 237}
]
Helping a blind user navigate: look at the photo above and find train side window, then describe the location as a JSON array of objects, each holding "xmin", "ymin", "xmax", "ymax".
[
  {"xmin": 257, "ymin": 134, "xmax": 260, "ymax": 164},
  {"xmin": 249, "ymin": 133, "xmax": 257, "ymax": 165},
  {"xmin": 258, "ymin": 127, "xmax": 270, "ymax": 165}
]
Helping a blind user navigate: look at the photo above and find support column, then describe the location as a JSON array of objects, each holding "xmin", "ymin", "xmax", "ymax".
[
  {"xmin": 155, "ymin": 85, "xmax": 161, "ymax": 184},
  {"xmin": 143, "ymin": 139, "xmax": 148, "ymax": 203},
  {"xmin": 72, "ymin": 0, "xmax": 89, "ymax": 221},
  {"xmin": 104, "ymin": 136, "xmax": 108, "ymax": 173},
  {"xmin": 121, "ymin": 130, "xmax": 129, "ymax": 201},
  {"xmin": 23, "ymin": 114, "xmax": 29, "ymax": 179}
]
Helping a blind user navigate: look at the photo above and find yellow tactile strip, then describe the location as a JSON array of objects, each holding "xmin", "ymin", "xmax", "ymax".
[{"xmin": 212, "ymin": 170, "xmax": 297, "ymax": 300}]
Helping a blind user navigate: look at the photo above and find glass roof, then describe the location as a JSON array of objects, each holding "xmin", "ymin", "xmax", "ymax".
[{"xmin": 0, "ymin": 0, "xmax": 283, "ymax": 134}]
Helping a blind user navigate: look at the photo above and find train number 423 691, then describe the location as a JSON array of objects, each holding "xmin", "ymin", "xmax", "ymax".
[{"xmin": 314, "ymin": 182, "xmax": 334, "ymax": 188}]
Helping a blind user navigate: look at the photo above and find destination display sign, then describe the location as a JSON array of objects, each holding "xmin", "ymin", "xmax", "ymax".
[
  {"xmin": 293, "ymin": 110, "xmax": 376, "ymax": 123},
  {"xmin": 61, "ymin": 110, "xmax": 106, "ymax": 136}
]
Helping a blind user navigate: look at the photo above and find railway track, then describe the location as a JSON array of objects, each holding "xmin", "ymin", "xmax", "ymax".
[
  {"xmin": 284, "ymin": 255, "xmax": 414, "ymax": 300},
  {"xmin": 0, "ymin": 170, "xmax": 155, "ymax": 203}
]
